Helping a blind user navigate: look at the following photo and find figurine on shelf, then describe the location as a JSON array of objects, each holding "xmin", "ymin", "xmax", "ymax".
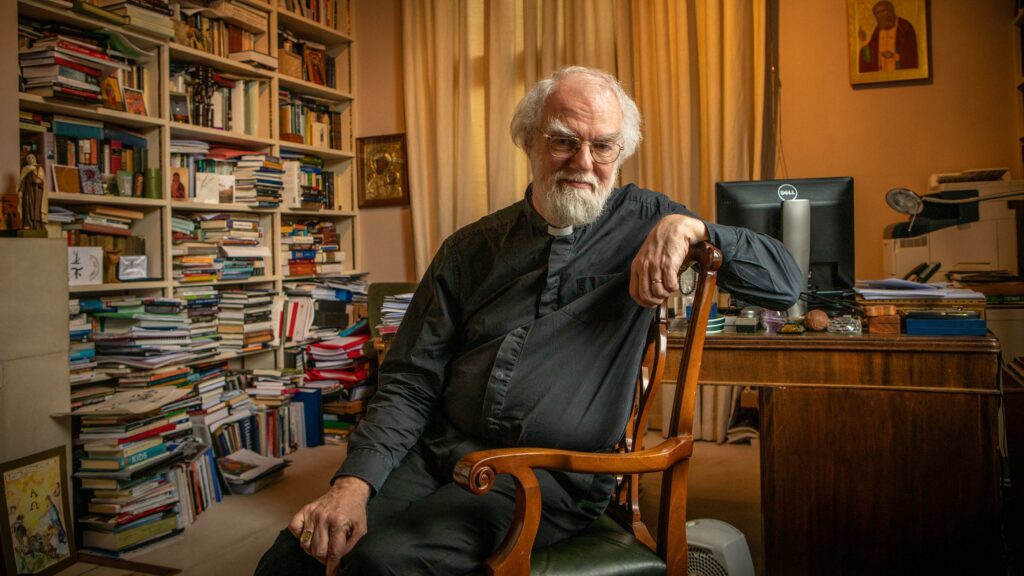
[{"xmin": 18, "ymin": 153, "xmax": 45, "ymax": 230}]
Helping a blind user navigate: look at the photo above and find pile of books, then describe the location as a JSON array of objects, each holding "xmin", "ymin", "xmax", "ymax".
[
  {"xmin": 89, "ymin": 297, "xmax": 195, "ymax": 371},
  {"xmin": 173, "ymin": 0, "xmax": 273, "ymax": 67},
  {"xmin": 73, "ymin": 386, "xmax": 204, "ymax": 557},
  {"xmin": 217, "ymin": 289, "xmax": 281, "ymax": 353},
  {"xmin": 304, "ymin": 334, "xmax": 372, "ymax": 402},
  {"xmin": 281, "ymin": 220, "xmax": 344, "ymax": 277},
  {"xmin": 174, "ymin": 287, "xmax": 222, "ymax": 359},
  {"xmin": 100, "ymin": 0, "xmax": 175, "ymax": 38},
  {"xmin": 377, "ymin": 292, "xmax": 413, "ymax": 336},
  {"xmin": 233, "ymin": 155, "xmax": 284, "ymax": 208}
]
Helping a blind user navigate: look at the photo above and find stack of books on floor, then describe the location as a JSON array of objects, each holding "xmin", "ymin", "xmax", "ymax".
[
  {"xmin": 215, "ymin": 448, "xmax": 289, "ymax": 495},
  {"xmin": 73, "ymin": 386, "xmax": 206, "ymax": 557}
]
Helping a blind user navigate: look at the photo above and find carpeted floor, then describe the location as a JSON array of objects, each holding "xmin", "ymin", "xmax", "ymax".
[{"xmin": 132, "ymin": 438, "xmax": 763, "ymax": 575}]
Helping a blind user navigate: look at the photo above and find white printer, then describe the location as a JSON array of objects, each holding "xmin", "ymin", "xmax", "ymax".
[{"xmin": 882, "ymin": 170, "xmax": 1021, "ymax": 279}]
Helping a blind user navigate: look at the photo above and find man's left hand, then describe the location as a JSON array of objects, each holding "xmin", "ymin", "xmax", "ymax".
[{"xmin": 629, "ymin": 214, "xmax": 709, "ymax": 307}]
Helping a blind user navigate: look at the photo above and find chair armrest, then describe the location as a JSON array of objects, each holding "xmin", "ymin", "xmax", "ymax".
[
  {"xmin": 453, "ymin": 436, "xmax": 693, "ymax": 494},
  {"xmin": 451, "ymin": 437, "xmax": 693, "ymax": 576}
]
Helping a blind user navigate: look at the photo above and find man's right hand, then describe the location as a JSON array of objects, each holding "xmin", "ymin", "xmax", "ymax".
[{"xmin": 288, "ymin": 476, "xmax": 371, "ymax": 575}]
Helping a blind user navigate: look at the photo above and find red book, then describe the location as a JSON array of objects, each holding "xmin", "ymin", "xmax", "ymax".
[{"xmin": 54, "ymin": 56, "xmax": 103, "ymax": 77}]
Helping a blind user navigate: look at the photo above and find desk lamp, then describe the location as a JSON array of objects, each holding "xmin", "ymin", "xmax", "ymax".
[{"xmin": 886, "ymin": 187, "xmax": 1024, "ymax": 231}]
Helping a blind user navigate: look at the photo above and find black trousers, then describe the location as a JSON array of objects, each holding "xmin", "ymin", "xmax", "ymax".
[{"xmin": 254, "ymin": 447, "xmax": 598, "ymax": 576}]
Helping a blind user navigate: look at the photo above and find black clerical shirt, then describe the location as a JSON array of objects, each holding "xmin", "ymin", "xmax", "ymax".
[{"xmin": 336, "ymin": 184, "xmax": 801, "ymax": 502}]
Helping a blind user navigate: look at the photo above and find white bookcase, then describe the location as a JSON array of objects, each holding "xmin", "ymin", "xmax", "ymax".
[{"xmin": 16, "ymin": 0, "xmax": 360, "ymax": 372}]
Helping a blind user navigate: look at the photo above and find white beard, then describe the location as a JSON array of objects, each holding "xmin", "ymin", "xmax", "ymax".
[{"xmin": 535, "ymin": 168, "xmax": 615, "ymax": 227}]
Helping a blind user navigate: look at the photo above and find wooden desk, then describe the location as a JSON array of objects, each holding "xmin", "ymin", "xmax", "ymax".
[{"xmin": 667, "ymin": 331, "xmax": 1002, "ymax": 575}]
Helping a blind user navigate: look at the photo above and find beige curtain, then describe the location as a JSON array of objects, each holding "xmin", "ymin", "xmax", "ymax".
[{"xmin": 402, "ymin": 0, "xmax": 765, "ymax": 442}]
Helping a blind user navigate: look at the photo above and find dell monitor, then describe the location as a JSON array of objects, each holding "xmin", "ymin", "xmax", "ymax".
[{"xmin": 714, "ymin": 177, "xmax": 855, "ymax": 294}]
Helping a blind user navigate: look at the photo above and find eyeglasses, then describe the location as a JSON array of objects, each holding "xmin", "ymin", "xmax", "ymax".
[{"xmin": 541, "ymin": 132, "xmax": 623, "ymax": 164}]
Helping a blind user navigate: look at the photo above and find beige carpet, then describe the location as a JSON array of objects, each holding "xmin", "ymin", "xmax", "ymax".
[{"xmin": 132, "ymin": 439, "xmax": 762, "ymax": 575}]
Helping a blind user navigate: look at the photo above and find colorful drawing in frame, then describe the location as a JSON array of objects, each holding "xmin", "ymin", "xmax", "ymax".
[
  {"xmin": 0, "ymin": 446, "xmax": 75, "ymax": 576},
  {"xmin": 122, "ymin": 88, "xmax": 148, "ymax": 116},
  {"xmin": 847, "ymin": 0, "xmax": 930, "ymax": 85}
]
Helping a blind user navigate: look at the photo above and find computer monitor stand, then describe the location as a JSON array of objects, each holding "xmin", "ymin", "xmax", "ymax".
[{"xmin": 783, "ymin": 199, "xmax": 810, "ymax": 319}]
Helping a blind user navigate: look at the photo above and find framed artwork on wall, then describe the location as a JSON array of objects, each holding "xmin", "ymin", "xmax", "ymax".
[
  {"xmin": 847, "ymin": 0, "xmax": 930, "ymax": 85},
  {"xmin": 356, "ymin": 134, "xmax": 410, "ymax": 208},
  {"xmin": 0, "ymin": 446, "xmax": 75, "ymax": 576}
]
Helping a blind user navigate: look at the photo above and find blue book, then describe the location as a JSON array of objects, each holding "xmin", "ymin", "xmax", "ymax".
[
  {"xmin": 204, "ymin": 447, "xmax": 222, "ymax": 502},
  {"xmin": 905, "ymin": 318, "xmax": 987, "ymax": 336},
  {"xmin": 293, "ymin": 389, "xmax": 324, "ymax": 447}
]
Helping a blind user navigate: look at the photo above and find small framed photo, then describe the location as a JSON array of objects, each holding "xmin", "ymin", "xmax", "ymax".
[
  {"xmin": 133, "ymin": 171, "xmax": 145, "ymax": 198},
  {"xmin": 847, "ymin": 0, "xmax": 930, "ymax": 85},
  {"xmin": 100, "ymin": 76, "xmax": 124, "ymax": 111},
  {"xmin": 356, "ymin": 133, "xmax": 410, "ymax": 208},
  {"xmin": 169, "ymin": 167, "xmax": 189, "ymax": 200},
  {"xmin": 169, "ymin": 92, "xmax": 190, "ymax": 124},
  {"xmin": 51, "ymin": 165, "xmax": 81, "ymax": 194},
  {"xmin": 0, "ymin": 446, "xmax": 76, "ymax": 576},
  {"xmin": 68, "ymin": 246, "xmax": 103, "ymax": 285},
  {"xmin": 122, "ymin": 87, "xmax": 147, "ymax": 116},
  {"xmin": 78, "ymin": 164, "xmax": 103, "ymax": 195}
]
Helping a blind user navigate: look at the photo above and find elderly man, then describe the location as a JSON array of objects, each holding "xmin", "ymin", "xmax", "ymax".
[{"xmin": 256, "ymin": 66, "xmax": 801, "ymax": 575}]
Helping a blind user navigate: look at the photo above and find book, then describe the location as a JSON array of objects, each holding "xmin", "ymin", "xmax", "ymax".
[
  {"xmin": 79, "ymin": 443, "xmax": 168, "ymax": 470},
  {"xmin": 228, "ymin": 50, "xmax": 277, "ymax": 70}
]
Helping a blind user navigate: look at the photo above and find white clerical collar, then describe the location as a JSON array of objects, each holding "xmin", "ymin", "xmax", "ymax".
[{"xmin": 547, "ymin": 224, "xmax": 574, "ymax": 237}]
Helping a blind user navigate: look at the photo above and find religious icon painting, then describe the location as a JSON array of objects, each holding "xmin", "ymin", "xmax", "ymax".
[{"xmin": 847, "ymin": 0, "xmax": 930, "ymax": 85}]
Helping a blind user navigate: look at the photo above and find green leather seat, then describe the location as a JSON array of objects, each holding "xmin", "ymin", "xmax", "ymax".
[{"xmin": 528, "ymin": 514, "xmax": 664, "ymax": 576}]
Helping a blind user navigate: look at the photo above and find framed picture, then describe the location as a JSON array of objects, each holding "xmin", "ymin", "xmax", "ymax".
[
  {"xmin": 169, "ymin": 167, "xmax": 189, "ymax": 200},
  {"xmin": 847, "ymin": 0, "xmax": 930, "ymax": 85},
  {"xmin": 169, "ymin": 92, "xmax": 190, "ymax": 124},
  {"xmin": 77, "ymin": 164, "xmax": 103, "ymax": 195},
  {"xmin": 0, "ymin": 446, "xmax": 76, "ymax": 576},
  {"xmin": 122, "ymin": 88, "xmax": 147, "ymax": 116},
  {"xmin": 356, "ymin": 134, "xmax": 410, "ymax": 208},
  {"xmin": 100, "ymin": 76, "xmax": 124, "ymax": 112}
]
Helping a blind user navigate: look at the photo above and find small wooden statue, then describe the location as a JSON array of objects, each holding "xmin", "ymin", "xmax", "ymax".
[{"xmin": 18, "ymin": 154, "xmax": 45, "ymax": 230}]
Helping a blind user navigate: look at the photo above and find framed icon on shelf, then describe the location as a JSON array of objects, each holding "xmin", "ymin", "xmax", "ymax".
[{"xmin": 357, "ymin": 134, "xmax": 410, "ymax": 208}]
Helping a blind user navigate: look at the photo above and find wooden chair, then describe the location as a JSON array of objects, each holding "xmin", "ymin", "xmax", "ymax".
[{"xmin": 454, "ymin": 241, "xmax": 723, "ymax": 576}]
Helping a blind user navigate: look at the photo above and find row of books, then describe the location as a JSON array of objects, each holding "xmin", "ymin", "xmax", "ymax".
[
  {"xmin": 169, "ymin": 63, "xmax": 261, "ymax": 136},
  {"xmin": 281, "ymin": 152, "xmax": 337, "ymax": 210},
  {"xmin": 279, "ymin": 89, "xmax": 345, "ymax": 149},
  {"xmin": 21, "ymin": 117, "xmax": 149, "ymax": 196},
  {"xmin": 173, "ymin": 2, "xmax": 270, "ymax": 63}
]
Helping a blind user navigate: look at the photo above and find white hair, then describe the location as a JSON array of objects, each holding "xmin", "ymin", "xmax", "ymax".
[{"xmin": 510, "ymin": 66, "xmax": 642, "ymax": 163}]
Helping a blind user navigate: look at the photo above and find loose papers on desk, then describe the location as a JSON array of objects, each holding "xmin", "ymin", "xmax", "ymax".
[{"xmin": 855, "ymin": 279, "xmax": 986, "ymax": 300}]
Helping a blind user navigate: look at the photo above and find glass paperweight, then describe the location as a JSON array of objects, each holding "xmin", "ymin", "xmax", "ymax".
[
  {"xmin": 760, "ymin": 309, "xmax": 786, "ymax": 335},
  {"xmin": 827, "ymin": 314, "xmax": 862, "ymax": 335}
]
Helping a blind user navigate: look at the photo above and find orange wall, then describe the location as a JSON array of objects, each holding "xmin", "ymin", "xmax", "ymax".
[
  {"xmin": 356, "ymin": 1, "xmax": 1017, "ymax": 281},
  {"xmin": 353, "ymin": 0, "xmax": 416, "ymax": 282},
  {"xmin": 778, "ymin": 0, "xmax": 1017, "ymax": 279}
]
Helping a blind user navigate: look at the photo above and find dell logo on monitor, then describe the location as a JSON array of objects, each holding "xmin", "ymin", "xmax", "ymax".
[{"xmin": 777, "ymin": 184, "xmax": 799, "ymax": 201}]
